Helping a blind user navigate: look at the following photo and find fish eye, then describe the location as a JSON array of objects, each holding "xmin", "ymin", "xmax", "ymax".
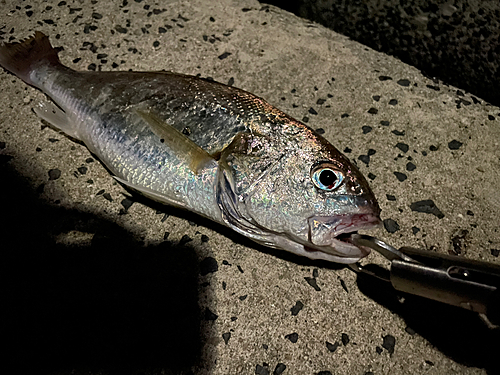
[{"xmin": 311, "ymin": 164, "xmax": 344, "ymax": 191}]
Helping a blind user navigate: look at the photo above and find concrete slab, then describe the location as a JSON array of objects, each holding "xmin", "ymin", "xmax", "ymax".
[
  {"xmin": 266, "ymin": 0, "xmax": 500, "ymax": 108},
  {"xmin": 1, "ymin": 1, "xmax": 499, "ymax": 374}
]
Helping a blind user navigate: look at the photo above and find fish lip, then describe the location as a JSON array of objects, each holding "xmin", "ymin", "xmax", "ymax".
[
  {"xmin": 302, "ymin": 213, "xmax": 381, "ymax": 260},
  {"xmin": 308, "ymin": 213, "xmax": 382, "ymax": 245}
]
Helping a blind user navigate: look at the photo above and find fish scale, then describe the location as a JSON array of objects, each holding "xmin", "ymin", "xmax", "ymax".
[{"xmin": 0, "ymin": 32, "xmax": 381, "ymax": 263}]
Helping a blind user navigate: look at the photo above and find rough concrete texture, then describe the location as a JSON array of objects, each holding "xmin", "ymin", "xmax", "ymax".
[
  {"xmin": 268, "ymin": 0, "xmax": 500, "ymax": 107},
  {"xmin": 1, "ymin": 1, "xmax": 499, "ymax": 374}
]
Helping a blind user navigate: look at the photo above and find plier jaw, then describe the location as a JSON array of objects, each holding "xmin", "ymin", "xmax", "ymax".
[{"xmin": 349, "ymin": 234, "xmax": 500, "ymax": 326}]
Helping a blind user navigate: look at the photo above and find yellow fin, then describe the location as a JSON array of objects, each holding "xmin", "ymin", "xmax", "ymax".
[{"xmin": 135, "ymin": 109, "xmax": 216, "ymax": 174}]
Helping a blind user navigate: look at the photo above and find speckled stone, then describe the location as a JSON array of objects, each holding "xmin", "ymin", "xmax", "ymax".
[
  {"xmin": 382, "ymin": 334, "xmax": 396, "ymax": 354},
  {"xmin": 383, "ymin": 218, "xmax": 400, "ymax": 233},
  {"xmin": 410, "ymin": 199, "xmax": 445, "ymax": 219}
]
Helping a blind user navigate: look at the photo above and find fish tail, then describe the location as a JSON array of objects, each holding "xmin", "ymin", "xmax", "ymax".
[{"xmin": 0, "ymin": 31, "xmax": 61, "ymax": 86}]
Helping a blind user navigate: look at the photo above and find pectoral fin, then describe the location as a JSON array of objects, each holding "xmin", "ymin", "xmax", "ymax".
[{"xmin": 135, "ymin": 109, "xmax": 216, "ymax": 174}]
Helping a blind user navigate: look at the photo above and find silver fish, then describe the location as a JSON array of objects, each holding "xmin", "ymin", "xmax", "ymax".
[{"xmin": 0, "ymin": 32, "xmax": 381, "ymax": 263}]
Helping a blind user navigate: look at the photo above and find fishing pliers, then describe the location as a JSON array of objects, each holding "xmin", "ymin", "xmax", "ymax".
[{"xmin": 349, "ymin": 234, "xmax": 500, "ymax": 326}]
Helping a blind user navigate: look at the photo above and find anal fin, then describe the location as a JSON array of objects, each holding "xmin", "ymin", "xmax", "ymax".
[{"xmin": 33, "ymin": 100, "xmax": 81, "ymax": 140}]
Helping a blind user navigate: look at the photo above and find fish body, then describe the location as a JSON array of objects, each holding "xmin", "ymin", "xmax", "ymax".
[{"xmin": 0, "ymin": 32, "xmax": 381, "ymax": 263}]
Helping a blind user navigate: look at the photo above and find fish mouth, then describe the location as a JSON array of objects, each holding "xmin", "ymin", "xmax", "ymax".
[{"xmin": 303, "ymin": 214, "xmax": 382, "ymax": 262}]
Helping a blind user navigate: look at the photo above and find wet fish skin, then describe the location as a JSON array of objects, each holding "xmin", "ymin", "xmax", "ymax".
[{"xmin": 0, "ymin": 32, "xmax": 381, "ymax": 263}]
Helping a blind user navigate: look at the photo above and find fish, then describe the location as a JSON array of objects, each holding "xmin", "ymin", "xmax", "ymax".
[{"xmin": 0, "ymin": 32, "xmax": 381, "ymax": 264}]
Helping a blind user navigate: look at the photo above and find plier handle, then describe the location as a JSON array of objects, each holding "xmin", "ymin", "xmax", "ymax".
[{"xmin": 349, "ymin": 234, "xmax": 500, "ymax": 326}]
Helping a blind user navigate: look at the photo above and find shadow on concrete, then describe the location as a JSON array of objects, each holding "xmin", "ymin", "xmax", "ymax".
[
  {"xmin": 8, "ymin": 143, "xmax": 498, "ymax": 374},
  {"xmin": 355, "ymin": 270, "xmax": 499, "ymax": 375},
  {"xmin": 0, "ymin": 140, "xmax": 345, "ymax": 375},
  {"xmin": 0, "ymin": 160, "xmax": 201, "ymax": 375}
]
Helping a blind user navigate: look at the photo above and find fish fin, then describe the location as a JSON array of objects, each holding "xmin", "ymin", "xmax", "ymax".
[
  {"xmin": 216, "ymin": 167, "xmax": 271, "ymax": 241},
  {"xmin": 113, "ymin": 176, "xmax": 187, "ymax": 209},
  {"xmin": 134, "ymin": 109, "xmax": 216, "ymax": 174},
  {"xmin": 0, "ymin": 31, "xmax": 61, "ymax": 86},
  {"xmin": 33, "ymin": 100, "xmax": 81, "ymax": 140}
]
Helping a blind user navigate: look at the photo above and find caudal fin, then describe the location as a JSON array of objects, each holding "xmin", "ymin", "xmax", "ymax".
[{"xmin": 0, "ymin": 31, "xmax": 61, "ymax": 85}]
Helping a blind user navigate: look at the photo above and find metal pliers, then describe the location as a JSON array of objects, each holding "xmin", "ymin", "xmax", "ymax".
[{"xmin": 349, "ymin": 234, "xmax": 500, "ymax": 326}]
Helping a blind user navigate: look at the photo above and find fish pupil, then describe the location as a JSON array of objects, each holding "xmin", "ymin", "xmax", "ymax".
[{"xmin": 319, "ymin": 169, "xmax": 336, "ymax": 187}]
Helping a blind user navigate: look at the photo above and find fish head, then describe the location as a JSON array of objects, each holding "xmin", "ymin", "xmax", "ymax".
[{"xmin": 219, "ymin": 126, "xmax": 381, "ymax": 264}]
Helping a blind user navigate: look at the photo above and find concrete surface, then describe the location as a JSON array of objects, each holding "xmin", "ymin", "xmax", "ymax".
[
  {"xmin": 1, "ymin": 0, "xmax": 499, "ymax": 374},
  {"xmin": 267, "ymin": 0, "xmax": 500, "ymax": 107}
]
